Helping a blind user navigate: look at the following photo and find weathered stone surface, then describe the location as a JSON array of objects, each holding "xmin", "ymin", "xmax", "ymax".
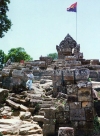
[
  {"xmin": 6, "ymin": 99, "xmax": 20, "ymax": 109},
  {"xmin": 90, "ymin": 59, "xmax": 99, "ymax": 65},
  {"xmin": 85, "ymin": 108, "xmax": 94, "ymax": 121},
  {"xmin": 78, "ymin": 121, "xmax": 94, "ymax": 129},
  {"xmin": 58, "ymin": 127, "xmax": 74, "ymax": 136},
  {"xmin": 69, "ymin": 102, "xmax": 81, "ymax": 109},
  {"xmin": 19, "ymin": 111, "xmax": 31, "ymax": 120},
  {"xmin": 89, "ymin": 70, "xmax": 98, "ymax": 78},
  {"xmin": 33, "ymin": 115, "xmax": 44, "ymax": 123},
  {"xmin": 19, "ymin": 123, "xmax": 42, "ymax": 135},
  {"xmin": 77, "ymin": 81, "xmax": 92, "ymax": 88},
  {"xmin": 19, "ymin": 104, "xmax": 29, "ymax": 111},
  {"xmin": 67, "ymin": 95, "xmax": 78, "ymax": 102},
  {"xmin": 0, "ymin": 106, "xmax": 12, "ymax": 119},
  {"xmin": 78, "ymin": 87, "xmax": 92, "ymax": 101},
  {"xmin": 44, "ymin": 107, "xmax": 56, "ymax": 119},
  {"xmin": 0, "ymin": 88, "xmax": 9, "ymax": 103},
  {"xmin": 1, "ymin": 68, "xmax": 12, "ymax": 77},
  {"xmin": 67, "ymin": 84, "xmax": 78, "ymax": 95},
  {"xmin": 43, "ymin": 124, "xmax": 55, "ymax": 136},
  {"xmin": 64, "ymin": 56, "xmax": 76, "ymax": 61},
  {"xmin": 64, "ymin": 60, "xmax": 81, "ymax": 67},
  {"xmin": 12, "ymin": 69, "xmax": 24, "ymax": 78},
  {"xmin": 39, "ymin": 103, "xmax": 52, "ymax": 108},
  {"xmin": 70, "ymin": 108, "xmax": 85, "ymax": 121},
  {"xmin": 75, "ymin": 68, "xmax": 90, "ymax": 80},
  {"xmin": 44, "ymin": 118, "xmax": 56, "ymax": 125},
  {"xmin": 82, "ymin": 102, "xmax": 93, "ymax": 108},
  {"xmin": 0, "ymin": 119, "xmax": 22, "ymax": 135}
]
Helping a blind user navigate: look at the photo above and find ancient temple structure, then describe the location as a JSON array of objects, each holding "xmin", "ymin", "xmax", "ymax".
[
  {"xmin": 1, "ymin": 34, "xmax": 100, "ymax": 136},
  {"xmin": 45, "ymin": 34, "xmax": 94, "ymax": 136}
]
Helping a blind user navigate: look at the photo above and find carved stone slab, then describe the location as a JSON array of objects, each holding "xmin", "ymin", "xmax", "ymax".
[{"xmin": 75, "ymin": 68, "xmax": 90, "ymax": 80}]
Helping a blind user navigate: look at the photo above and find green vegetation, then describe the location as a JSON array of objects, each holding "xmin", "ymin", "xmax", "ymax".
[
  {"xmin": 47, "ymin": 53, "xmax": 58, "ymax": 60},
  {"xmin": 0, "ymin": 132, "xmax": 3, "ymax": 136},
  {"xmin": 93, "ymin": 116, "xmax": 100, "ymax": 134},
  {"xmin": 0, "ymin": 0, "xmax": 12, "ymax": 38},
  {"xmin": 6, "ymin": 47, "xmax": 33, "ymax": 62},
  {"xmin": 0, "ymin": 50, "xmax": 6, "ymax": 64}
]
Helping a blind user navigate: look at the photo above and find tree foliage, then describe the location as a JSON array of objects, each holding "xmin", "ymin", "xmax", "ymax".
[
  {"xmin": 47, "ymin": 53, "xmax": 58, "ymax": 60},
  {"xmin": 0, "ymin": 0, "xmax": 12, "ymax": 38},
  {"xmin": 0, "ymin": 50, "xmax": 6, "ymax": 64},
  {"xmin": 6, "ymin": 47, "xmax": 33, "ymax": 62}
]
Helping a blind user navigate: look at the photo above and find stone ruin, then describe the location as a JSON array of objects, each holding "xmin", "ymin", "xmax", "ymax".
[{"xmin": 0, "ymin": 34, "xmax": 100, "ymax": 135}]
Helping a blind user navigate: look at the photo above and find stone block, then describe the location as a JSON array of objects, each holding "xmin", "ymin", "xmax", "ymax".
[
  {"xmin": 12, "ymin": 69, "xmax": 24, "ymax": 78},
  {"xmin": 64, "ymin": 56, "xmax": 76, "ymax": 61},
  {"xmin": 77, "ymin": 81, "xmax": 92, "ymax": 88},
  {"xmin": 75, "ymin": 68, "xmax": 90, "ymax": 81},
  {"xmin": 44, "ymin": 118, "xmax": 56, "ymax": 125},
  {"xmin": 63, "ymin": 69, "xmax": 74, "ymax": 81},
  {"xmin": 56, "ymin": 111, "xmax": 64, "ymax": 119},
  {"xmin": 58, "ymin": 127, "xmax": 74, "ymax": 136},
  {"xmin": 43, "ymin": 124, "xmax": 55, "ymax": 136},
  {"xmin": 70, "ymin": 108, "xmax": 85, "ymax": 121},
  {"xmin": 89, "ymin": 70, "xmax": 98, "ymax": 78},
  {"xmin": 44, "ymin": 108, "xmax": 56, "ymax": 119},
  {"xmin": 90, "ymin": 59, "xmax": 99, "ymax": 65},
  {"xmin": 6, "ymin": 99, "xmax": 20, "ymax": 109},
  {"xmin": 78, "ymin": 121, "xmax": 94, "ymax": 129},
  {"xmin": 82, "ymin": 102, "xmax": 93, "ymax": 108},
  {"xmin": 66, "ymin": 84, "xmax": 78, "ymax": 95},
  {"xmin": 69, "ymin": 102, "xmax": 81, "ymax": 109},
  {"xmin": 0, "ymin": 88, "xmax": 9, "ymax": 103},
  {"xmin": 61, "ymin": 48, "xmax": 72, "ymax": 54},
  {"xmin": 2, "ymin": 68, "xmax": 12, "ymax": 77},
  {"xmin": 78, "ymin": 87, "xmax": 92, "ymax": 101},
  {"xmin": 64, "ymin": 60, "xmax": 81, "ymax": 67},
  {"xmin": 85, "ymin": 108, "xmax": 94, "ymax": 121},
  {"xmin": 67, "ymin": 95, "xmax": 78, "ymax": 102}
]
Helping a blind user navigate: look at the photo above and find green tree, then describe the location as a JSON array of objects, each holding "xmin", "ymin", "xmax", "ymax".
[
  {"xmin": 0, "ymin": 0, "xmax": 12, "ymax": 38},
  {"xmin": 47, "ymin": 53, "xmax": 58, "ymax": 60},
  {"xmin": 0, "ymin": 50, "xmax": 6, "ymax": 64},
  {"xmin": 6, "ymin": 47, "xmax": 33, "ymax": 62}
]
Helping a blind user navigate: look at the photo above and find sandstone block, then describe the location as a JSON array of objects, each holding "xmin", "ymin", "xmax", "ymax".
[
  {"xmin": 66, "ymin": 84, "xmax": 78, "ymax": 95},
  {"xmin": 70, "ymin": 108, "xmax": 85, "ymax": 121},
  {"xmin": 58, "ymin": 127, "xmax": 74, "ymax": 136},
  {"xmin": 78, "ymin": 87, "xmax": 92, "ymax": 101},
  {"xmin": 0, "ymin": 88, "xmax": 9, "ymax": 103},
  {"xmin": 75, "ymin": 68, "xmax": 90, "ymax": 81},
  {"xmin": 43, "ymin": 124, "xmax": 55, "ymax": 136},
  {"xmin": 69, "ymin": 102, "xmax": 81, "ymax": 109}
]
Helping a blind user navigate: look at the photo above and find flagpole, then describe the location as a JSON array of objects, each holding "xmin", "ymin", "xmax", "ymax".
[{"xmin": 76, "ymin": 5, "xmax": 77, "ymax": 44}]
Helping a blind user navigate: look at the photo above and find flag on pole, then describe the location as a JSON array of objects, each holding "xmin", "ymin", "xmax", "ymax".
[{"xmin": 67, "ymin": 2, "xmax": 77, "ymax": 12}]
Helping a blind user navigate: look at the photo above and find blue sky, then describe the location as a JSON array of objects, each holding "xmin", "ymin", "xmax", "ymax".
[{"xmin": 0, "ymin": 0, "xmax": 100, "ymax": 60}]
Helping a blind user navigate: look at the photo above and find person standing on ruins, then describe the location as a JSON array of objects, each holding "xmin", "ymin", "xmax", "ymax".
[{"xmin": 25, "ymin": 71, "xmax": 34, "ymax": 90}]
